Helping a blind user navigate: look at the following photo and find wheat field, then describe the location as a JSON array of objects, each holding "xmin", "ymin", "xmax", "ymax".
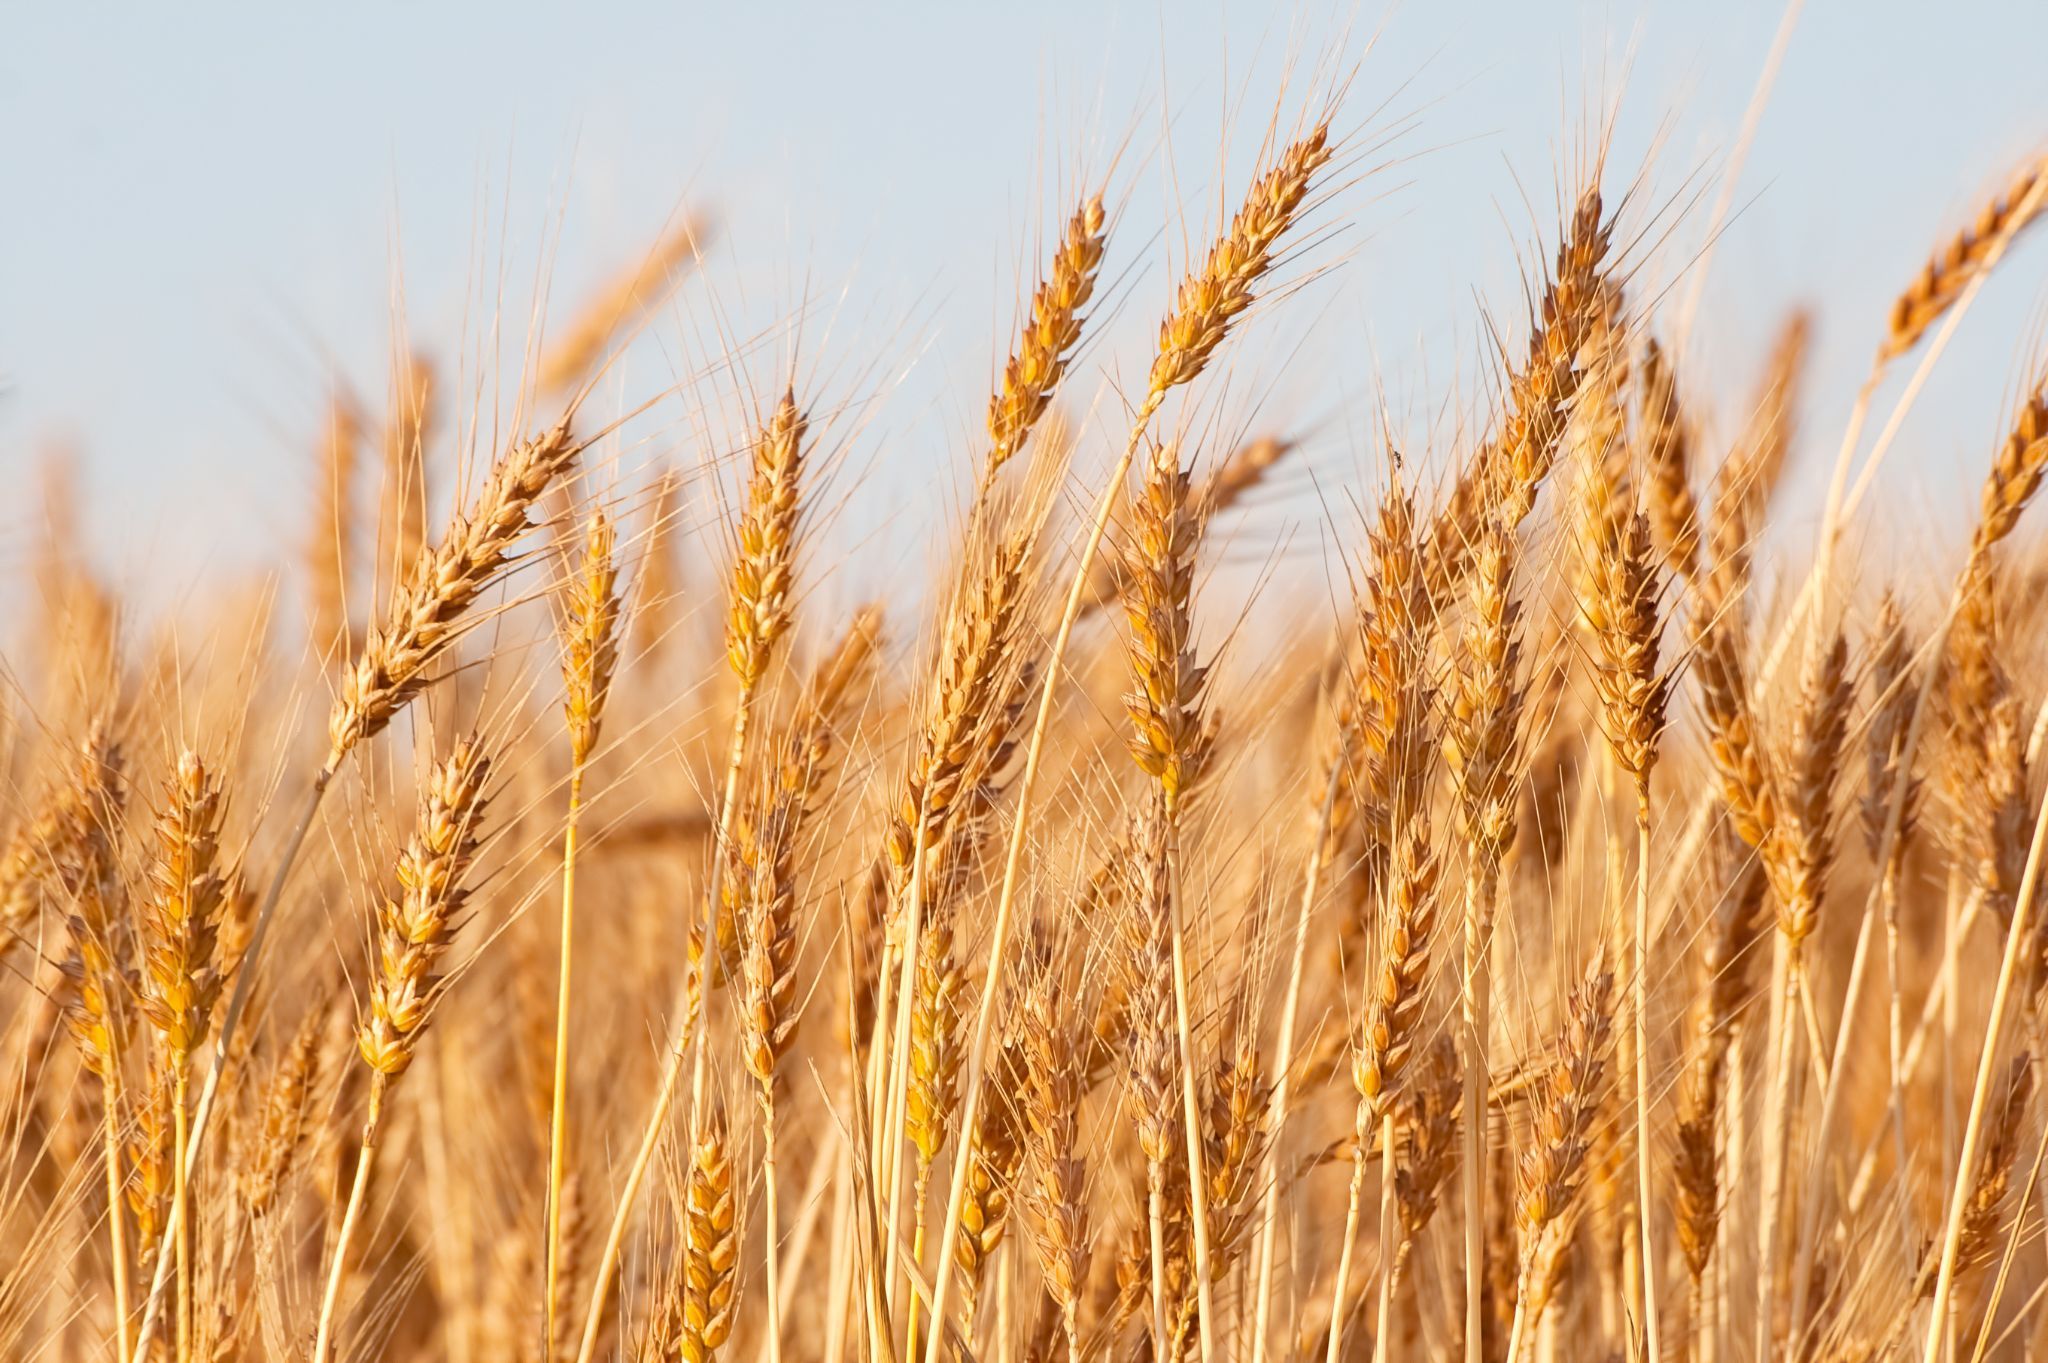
[{"xmin": 7, "ymin": 46, "xmax": 2048, "ymax": 1363}]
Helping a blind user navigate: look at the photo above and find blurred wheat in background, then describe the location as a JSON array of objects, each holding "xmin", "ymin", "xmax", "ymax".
[{"xmin": 13, "ymin": 9, "xmax": 2048, "ymax": 1363}]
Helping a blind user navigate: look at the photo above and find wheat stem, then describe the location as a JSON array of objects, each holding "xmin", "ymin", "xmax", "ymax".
[
  {"xmin": 101, "ymin": 1074, "xmax": 132, "ymax": 1363},
  {"xmin": 1324, "ymin": 1117, "xmax": 1370, "ymax": 1363},
  {"xmin": 313, "ymin": 1082, "xmax": 384, "ymax": 1363},
  {"xmin": 133, "ymin": 766, "xmax": 334, "ymax": 1360},
  {"xmin": 1919, "ymin": 777, "xmax": 2048, "ymax": 1363},
  {"xmin": 1248, "ymin": 751, "xmax": 1348, "ymax": 1363},
  {"xmin": 919, "ymin": 391, "xmax": 1159, "ymax": 1363},
  {"xmin": 545, "ymin": 766, "xmax": 586, "ymax": 1356},
  {"xmin": 1372, "ymin": 1113, "xmax": 1398, "ymax": 1363},
  {"xmin": 1633, "ymin": 801, "xmax": 1660, "ymax": 1363}
]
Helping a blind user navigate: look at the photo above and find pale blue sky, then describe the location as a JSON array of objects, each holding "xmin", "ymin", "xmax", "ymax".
[{"xmin": 4, "ymin": 2, "xmax": 2046, "ymax": 616}]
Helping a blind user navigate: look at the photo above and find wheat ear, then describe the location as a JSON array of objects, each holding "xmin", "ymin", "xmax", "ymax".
[
  {"xmin": 314, "ymin": 734, "xmax": 491, "ymax": 1363},
  {"xmin": 1328, "ymin": 482, "xmax": 1438, "ymax": 1363},
  {"xmin": 577, "ymin": 390, "xmax": 807, "ymax": 1363},
  {"xmin": 1505, "ymin": 959, "xmax": 1615, "ymax": 1363},
  {"xmin": 921, "ymin": 125, "xmax": 1333, "ymax": 1363},
  {"xmin": 137, "ymin": 750, "xmax": 227, "ymax": 1363},
  {"xmin": 1584, "ymin": 499, "xmax": 1671, "ymax": 1363},
  {"xmin": 545, "ymin": 508, "xmax": 622, "ymax": 1353},
  {"xmin": 51, "ymin": 728, "xmax": 130, "ymax": 1363},
  {"xmin": 1444, "ymin": 512, "xmax": 1525, "ymax": 1363},
  {"xmin": 1120, "ymin": 435, "xmax": 1221, "ymax": 1358},
  {"xmin": 135, "ymin": 416, "xmax": 582, "ymax": 1361}
]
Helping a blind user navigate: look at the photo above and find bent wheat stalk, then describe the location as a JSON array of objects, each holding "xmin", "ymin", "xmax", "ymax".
[{"xmin": 134, "ymin": 419, "xmax": 581, "ymax": 1362}]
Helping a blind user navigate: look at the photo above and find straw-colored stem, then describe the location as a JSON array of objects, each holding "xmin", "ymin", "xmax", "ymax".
[
  {"xmin": 174, "ymin": 1068, "xmax": 191, "ymax": 1363},
  {"xmin": 1323, "ymin": 1119, "xmax": 1370, "ymax": 1363},
  {"xmin": 1787, "ymin": 884, "xmax": 1881, "ymax": 1351},
  {"xmin": 1166, "ymin": 834, "xmax": 1217, "ymax": 1363},
  {"xmin": 918, "ymin": 392, "xmax": 1162, "ymax": 1363},
  {"xmin": 313, "ymin": 1083, "xmax": 384, "ymax": 1363},
  {"xmin": 1755, "ymin": 932, "xmax": 1796, "ymax": 1363},
  {"xmin": 1919, "ymin": 778, "xmax": 2048, "ymax": 1363},
  {"xmin": 1371, "ymin": 1113, "xmax": 1397, "ymax": 1363},
  {"xmin": 1249, "ymin": 754, "xmax": 1347, "ymax": 1363},
  {"xmin": 102, "ymin": 1073, "xmax": 132, "ymax": 1363},
  {"xmin": 762, "ymin": 1094, "xmax": 784, "ymax": 1363},
  {"xmin": 1881, "ymin": 860, "xmax": 1914, "ymax": 1253},
  {"xmin": 882, "ymin": 813, "xmax": 936, "ymax": 1334},
  {"xmin": 545, "ymin": 766, "xmax": 586, "ymax": 1354},
  {"xmin": 1634, "ymin": 800, "xmax": 1660, "ymax": 1363},
  {"xmin": 1462, "ymin": 848, "xmax": 1493, "ymax": 1363},
  {"xmin": 575, "ymin": 698, "xmax": 753, "ymax": 1363},
  {"xmin": 1148, "ymin": 1167, "xmax": 1170, "ymax": 1363},
  {"xmin": 1604, "ymin": 758, "xmax": 1645, "ymax": 1339}
]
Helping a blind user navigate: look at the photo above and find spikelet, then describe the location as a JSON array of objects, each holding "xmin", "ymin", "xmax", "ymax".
[
  {"xmin": 561, "ymin": 508, "xmax": 623, "ymax": 767},
  {"xmin": 1717, "ymin": 311, "xmax": 1811, "ymax": 544},
  {"xmin": 952, "ymin": 1102, "xmax": 1023, "ymax": 1340},
  {"xmin": 1973, "ymin": 694, "xmax": 2031, "ymax": 930},
  {"xmin": 1974, "ymin": 377, "xmax": 2048, "ymax": 556},
  {"xmin": 1198, "ymin": 433, "xmax": 1296, "ymax": 514},
  {"xmin": 1347, "ymin": 483, "xmax": 1439, "ymax": 1103},
  {"xmin": 1690, "ymin": 469, "xmax": 1779, "ymax": 852},
  {"xmin": 1121, "ymin": 813, "xmax": 1180, "ymax": 1173},
  {"xmin": 1429, "ymin": 187, "xmax": 1616, "ymax": 591},
  {"xmin": 1017, "ymin": 961, "xmax": 1091, "ymax": 1353},
  {"xmin": 331, "ymin": 422, "xmax": 580, "ymax": 761},
  {"xmin": 1122, "ymin": 439, "xmax": 1213, "ymax": 811},
  {"xmin": 1639, "ymin": 338, "xmax": 1700, "ymax": 579},
  {"xmin": 1443, "ymin": 513, "xmax": 1525, "ymax": 872},
  {"xmin": 356, "ymin": 735, "xmax": 491, "ymax": 1085},
  {"xmin": 1915, "ymin": 1055, "xmax": 2033, "ymax": 1295},
  {"xmin": 906, "ymin": 908, "xmax": 965, "ymax": 1176},
  {"xmin": 1147, "ymin": 124, "xmax": 1333, "ymax": 397},
  {"xmin": 1673, "ymin": 842, "xmax": 1768, "ymax": 1282},
  {"xmin": 987, "ymin": 194, "xmax": 1109, "ymax": 474},
  {"xmin": 1516, "ymin": 961, "xmax": 1615, "ymax": 1260},
  {"xmin": 726, "ymin": 391, "xmax": 808, "ymax": 690},
  {"xmin": 1583, "ymin": 506, "xmax": 1670, "ymax": 791},
  {"xmin": 679, "ymin": 1104, "xmax": 737, "ymax": 1363},
  {"xmin": 1885, "ymin": 158, "xmax": 2048, "ymax": 361},
  {"xmin": 137, "ymin": 750, "xmax": 228, "ymax": 1070},
  {"xmin": 55, "ymin": 726, "xmax": 129, "ymax": 1078},
  {"xmin": 732, "ymin": 605, "xmax": 880, "ymax": 1056},
  {"xmin": 1201, "ymin": 1027, "xmax": 1271, "ymax": 1277},
  {"xmin": 240, "ymin": 998, "xmax": 327, "ymax": 1218},
  {"xmin": 635, "ymin": 462, "xmax": 686, "ymax": 656},
  {"xmin": 1768, "ymin": 632, "xmax": 1852, "ymax": 948},
  {"xmin": 540, "ymin": 215, "xmax": 709, "ymax": 395},
  {"xmin": 1392, "ymin": 1039, "xmax": 1461, "ymax": 1281},
  {"xmin": 882, "ymin": 528, "xmax": 1035, "ymax": 895},
  {"xmin": 1351, "ymin": 825, "xmax": 1439, "ymax": 1123},
  {"xmin": 0, "ymin": 801, "xmax": 65, "ymax": 957},
  {"xmin": 127, "ymin": 1061, "xmax": 174, "ymax": 1265},
  {"xmin": 1354, "ymin": 482, "xmax": 1434, "ymax": 876},
  {"xmin": 1954, "ymin": 1054, "xmax": 2034, "ymax": 1278},
  {"xmin": 1862, "ymin": 592, "xmax": 1922, "ymax": 864}
]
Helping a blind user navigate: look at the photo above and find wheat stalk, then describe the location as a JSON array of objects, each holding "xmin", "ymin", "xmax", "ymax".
[
  {"xmin": 578, "ymin": 389, "xmax": 809, "ymax": 1363},
  {"xmin": 545, "ymin": 507, "xmax": 622, "ymax": 1355},
  {"xmin": 1443, "ymin": 512, "xmax": 1525, "ymax": 1363},
  {"xmin": 137, "ymin": 750, "xmax": 227, "ymax": 1363},
  {"xmin": 314, "ymin": 734, "xmax": 491, "ymax": 1363}
]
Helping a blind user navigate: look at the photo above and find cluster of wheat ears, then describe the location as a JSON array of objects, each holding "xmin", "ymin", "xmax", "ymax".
[{"xmin": 10, "ymin": 77, "xmax": 2048, "ymax": 1363}]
